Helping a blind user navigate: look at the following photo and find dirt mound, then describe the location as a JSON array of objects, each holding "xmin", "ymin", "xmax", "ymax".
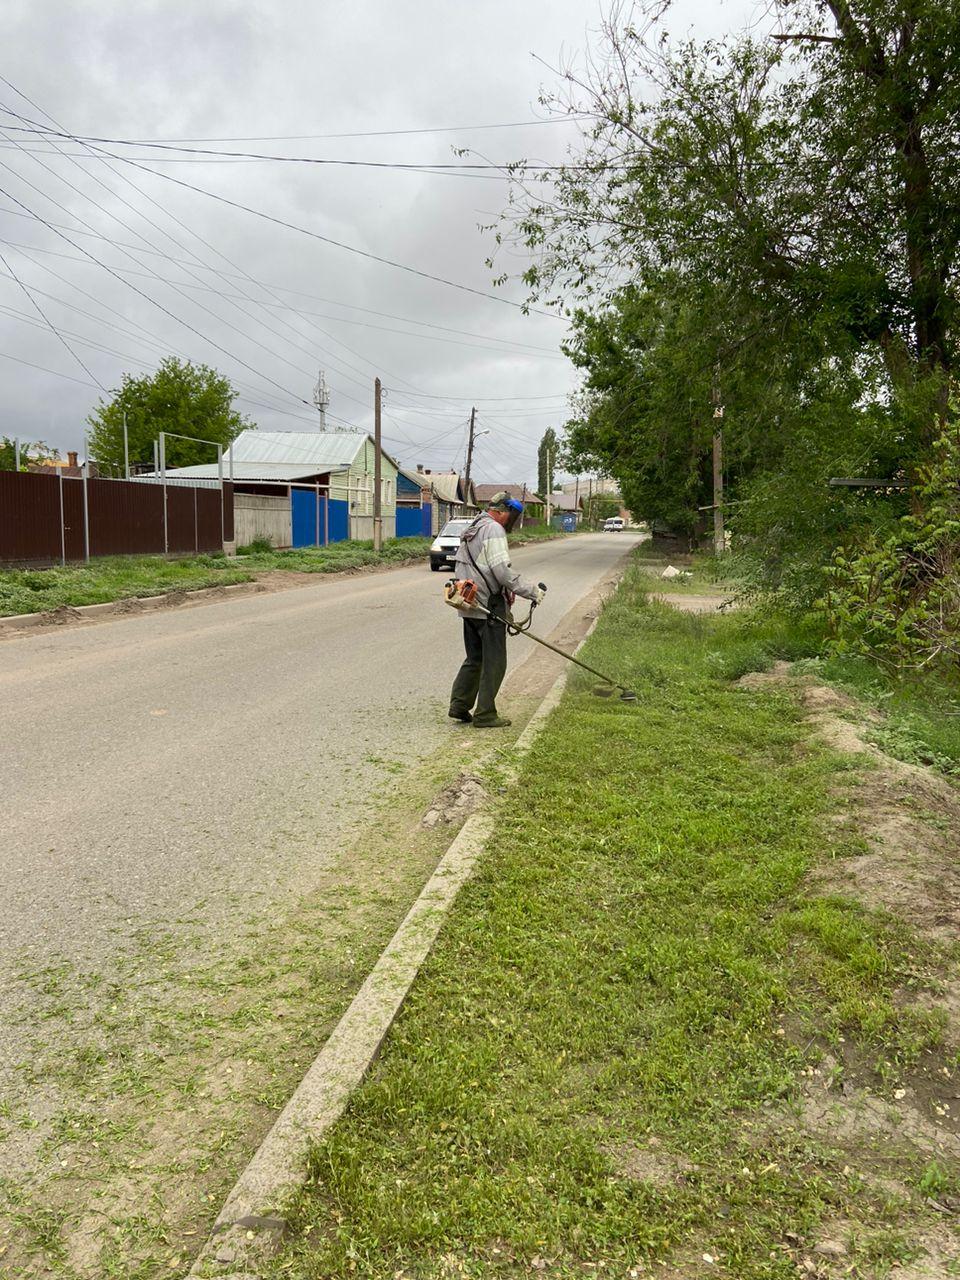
[
  {"xmin": 40, "ymin": 603, "xmax": 82, "ymax": 624},
  {"xmin": 421, "ymin": 773, "xmax": 486, "ymax": 827}
]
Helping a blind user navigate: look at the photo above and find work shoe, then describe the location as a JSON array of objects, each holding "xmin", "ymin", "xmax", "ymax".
[
  {"xmin": 473, "ymin": 716, "xmax": 511, "ymax": 729},
  {"xmin": 448, "ymin": 709, "xmax": 473, "ymax": 723}
]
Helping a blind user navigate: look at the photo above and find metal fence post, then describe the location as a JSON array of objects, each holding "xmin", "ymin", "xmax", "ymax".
[
  {"xmin": 58, "ymin": 465, "xmax": 66, "ymax": 565},
  {"xmin": 217, "ymin": 444, "xmax": 224, "ymax": 550},
  {"xmin": 82, "ymin": 434, "xmax": 90, "ymax": 563},
  {"xmin": 160, "ymin": 432, "xmax": 168, "ymax": 554}
]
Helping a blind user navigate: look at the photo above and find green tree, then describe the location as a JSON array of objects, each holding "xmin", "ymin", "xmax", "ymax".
[
  {"xmin": 537, "ymin": 427, "xmax": 558, "ymax": 497},
  {"xmin": 0, "ymin": 437, "xmax": 60, "ymax": 471},
  {"xmin": 87, "ymin": 357, "xmax": 252, "ymax": 474},
  {"xmin": 495, "ymin": 0, "xmax": 959, "ymax": 598}
]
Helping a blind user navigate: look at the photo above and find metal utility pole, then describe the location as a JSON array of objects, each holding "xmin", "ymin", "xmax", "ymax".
[
  {"xmin": 123, "ymin": 412, "xmax": 129, "ymax": 480},
  {"xmin": 574, "ymin": 474, "xmax": 580, "ymax": 527},
  {"xmin": 520, "ymin": 482, "xmax": 526, "ymax": 529},
  {"xmin": 313, "ymin": 367, "xmax": 330, "ymax": 430},
  {"xmin": 712, "ymin": 364, "xmax": 725, "ymax": 555},
  {"xmin": 587, "ymin": 475, "xmax": 593, "ymax": 530},
  {"xmin": 13, "ymin": 437, "xmax": 20, "ymax": 470},
  {"xmin": 545, "ymin": 446, "xmax": 552, "ymax": 524},
  {"xmin": 463, "ymin": 406, "xmax": 477, "ymax": 497},
  {"xmin": 373, "ymin": 376, "xmax": 383, "ymax": 551}
]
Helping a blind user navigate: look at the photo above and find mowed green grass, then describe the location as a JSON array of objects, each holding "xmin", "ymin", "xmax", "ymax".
[
  {"xmin": 268, "ymin": 564, "xmax": 950, "ymax": 1279},
  {"xmin": 0, "ymin": 539, "xmax": 432, "ymax": 615},
  {"xmin": 0, "ymin": 531, "xmax": 566, "ymax": 617},
  {"xmin": 0, "ymin": 554, "xmax": 253, "ymax": 616}
]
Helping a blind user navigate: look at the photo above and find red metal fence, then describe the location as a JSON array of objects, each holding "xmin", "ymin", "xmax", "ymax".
[{"xmin": 0, "ymin": 470, "xmax": 234, "ymax": 566}]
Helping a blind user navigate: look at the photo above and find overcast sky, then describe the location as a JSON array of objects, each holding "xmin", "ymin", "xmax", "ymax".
[{"xmin": 3, "ymin": 0, "xmax": 759, "ymax": 488}]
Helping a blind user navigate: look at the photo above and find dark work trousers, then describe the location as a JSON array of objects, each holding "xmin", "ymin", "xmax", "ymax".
[{"xmin": 449, "ymin": 596, "xmax": 508, "ymax": 725}]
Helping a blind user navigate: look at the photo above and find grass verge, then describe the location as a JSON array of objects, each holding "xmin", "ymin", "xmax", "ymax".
[
  {"xmin": 268, "ymin": 560, "xmax": 958, "ymax": 1279},
  {"xmin": 0, "ymin": 539, "xmax": 431, "ymax": 616},
  {"xmin": 0, "ymin": 532, "xmax": 569, "ymax": 617},
  {"xmin": 0, "ymin": 554, "xmax": 253, "ymax": 616}
]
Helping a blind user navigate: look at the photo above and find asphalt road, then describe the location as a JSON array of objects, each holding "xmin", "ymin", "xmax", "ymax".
[{"xmin": 1, "ymin": 533, "xmax": 636, "ymax": 978}]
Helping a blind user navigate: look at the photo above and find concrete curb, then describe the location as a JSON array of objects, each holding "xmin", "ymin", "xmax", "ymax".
[
  {"xmin": 183, "ymin": 597, "xmax": 610, "ymax": 1279},
  {"xmin": 0, "ymin": 581, "xmax": 258, "ymax": 632}
]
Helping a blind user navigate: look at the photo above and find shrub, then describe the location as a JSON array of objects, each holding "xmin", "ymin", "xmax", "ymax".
[{"xmin": 825, "ymin": 427, "xmax": 960, "ymax": 675}]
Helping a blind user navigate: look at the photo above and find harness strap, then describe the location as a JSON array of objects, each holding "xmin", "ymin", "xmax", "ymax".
[{"xmin": 461, "ymin": 518, "xmax": 501, "ymax": 603}]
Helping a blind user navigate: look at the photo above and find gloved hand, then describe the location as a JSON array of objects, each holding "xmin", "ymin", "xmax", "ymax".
[{"xmin": 533, "ymin": 584, "xmax": 546, "ymax": 604}]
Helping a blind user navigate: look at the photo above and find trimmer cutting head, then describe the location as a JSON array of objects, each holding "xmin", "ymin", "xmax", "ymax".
[{"xmin": 592, "ymin": 684, "xmax": 639, "ymax": 703}]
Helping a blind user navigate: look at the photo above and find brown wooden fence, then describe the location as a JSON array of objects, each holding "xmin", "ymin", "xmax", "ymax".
[{"xmin": 0, "ymin": 470, "xmax": 234, "ymax": 566}]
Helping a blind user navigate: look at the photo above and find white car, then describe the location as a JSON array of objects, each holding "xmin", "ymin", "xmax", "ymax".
[
  {"xmin": 604, "ymin": 516, "xmax": 625, "ymax": 532},
  {"xmin": 430, "ymin": 518, "xmax": 472, "ymax": 571}
]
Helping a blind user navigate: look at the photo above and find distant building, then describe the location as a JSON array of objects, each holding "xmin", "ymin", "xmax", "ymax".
[
  {"xmin": 472, "ymin": 482, "xmax": 545, "ymax": 522},
  {"xmin": 398, "ymin": 466, "xmax": 477, "ymax": 535},
  {"xmin": 156, "ymin": 430, "xmax": 399, "ymax": 548}
]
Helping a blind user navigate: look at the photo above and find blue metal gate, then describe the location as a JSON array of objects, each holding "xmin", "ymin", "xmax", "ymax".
[
  {"xmin": 328, "ymin": 498, "xmax": 349, "ymax": 543},
  {"xmin": 291, "ymin": 488, "xmax": 327, "ymax": 546},
  {"xmin": 395, "ymin": 505, "xmax": 429, "ymax": 538}
]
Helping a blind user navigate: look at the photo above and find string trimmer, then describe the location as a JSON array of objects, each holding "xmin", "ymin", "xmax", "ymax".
[{"xmin": 444, "ymin": 578, "xmax": 638, "ymax": 703}]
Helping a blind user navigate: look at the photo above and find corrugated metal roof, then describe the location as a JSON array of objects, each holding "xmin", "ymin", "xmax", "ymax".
[
  {"xmin": 150, "ymin": 462, "xmax": 349, "ymax": 482},
  {"xmin": 425, "ymin": 470, "xmax": 468, "ymax": 505},
  {"xmin": 473, "ymin": 482, "xmax": 541, "ymax": 503},
  {"xmin": 228, "ymin": 430, "xmax": 366, "ymax": 468},
  {"xmin": 548, "ymin": 492, "xmax": 583, "ymax": 511}
]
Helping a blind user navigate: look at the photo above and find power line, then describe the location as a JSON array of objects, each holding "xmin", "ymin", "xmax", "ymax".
[
  {"xmin": 0, "ymin": 105, "xmax": 562, "ymax": 319},
  {"xmin": 0, "ymin": 221, "xmax": 564, "ymax": 358},
  {"xmin": 6, "ymin": 116, "xmax": 593, "ymax": 144},
  {"xmin": 0, "ymin": 345, "xmax": 100, "ymax": 388},
  {"xmin": 384, "ymin": 387, "xmax": 570, "ymax": 402},
  {"xmin": 0, "ymin": 183, "xmax": 318, "ymax": 409},
  {"xmin": 0, "ymin": 259, "xmax": 320, "ymax": 418},
  {"xmin": 0, "ymin": 246, "xmax": 105, "ymax": 390},
  {"xmin": 0, "ymin": 89, "xmax": 453, "ymax": 404},
  {"xmin": 0, "ymin": 104, "xmax": 382, "ymax": 409},
  {"xmin": 0, "ymin": 123, "xmax": 606, "ymax": 174}
]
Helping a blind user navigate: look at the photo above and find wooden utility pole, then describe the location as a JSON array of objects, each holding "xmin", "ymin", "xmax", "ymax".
[
  {"xmin": 545, "ymin": 446, "xmax": 552, "ymax": 524},
  {"xmin": 711, "ymin": 365, "xmax": 725, "ymax": 555},
  {"xmin": 574, "ymin": 474, "xmax": 580, "ymax": 528},
  {"xmin": 520, "ymin": 482, "xmax": 526, "ymax": 529},
  {"xmin": 373, "ymin": 376, "xmax": 383, "ymax": 551},
  {"xmin": 587, "ymin": 475, "xmax": 593, "ymax": 530},
  {"xmin": 463, "ymin": 406, "xmax": 477, "ymax": 498}
]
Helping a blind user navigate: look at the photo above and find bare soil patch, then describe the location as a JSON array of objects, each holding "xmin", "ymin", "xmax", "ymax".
[{"xmin": 735, "ymin": 665, "xmax": 960, "ymax": 1277}]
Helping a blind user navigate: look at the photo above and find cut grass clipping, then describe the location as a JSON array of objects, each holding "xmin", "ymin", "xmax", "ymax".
[{"xmin": 270, "ymin": 561, "xmax": 954, "ymax": 1279}]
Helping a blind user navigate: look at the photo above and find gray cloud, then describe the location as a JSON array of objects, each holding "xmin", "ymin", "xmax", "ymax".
[{"xmin": 1, "ymin": 0, "xmax": 757, "ymax": 486}]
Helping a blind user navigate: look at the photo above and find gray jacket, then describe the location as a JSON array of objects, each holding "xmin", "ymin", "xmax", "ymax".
[{"xmin": 454, "ymin": 513, "xmax": 539, "ymax": 620}]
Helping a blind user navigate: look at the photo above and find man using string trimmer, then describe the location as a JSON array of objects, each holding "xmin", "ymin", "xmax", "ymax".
[{"xmin": 446, "ymin": 492, "xmax": 545, "ymax": 728}]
